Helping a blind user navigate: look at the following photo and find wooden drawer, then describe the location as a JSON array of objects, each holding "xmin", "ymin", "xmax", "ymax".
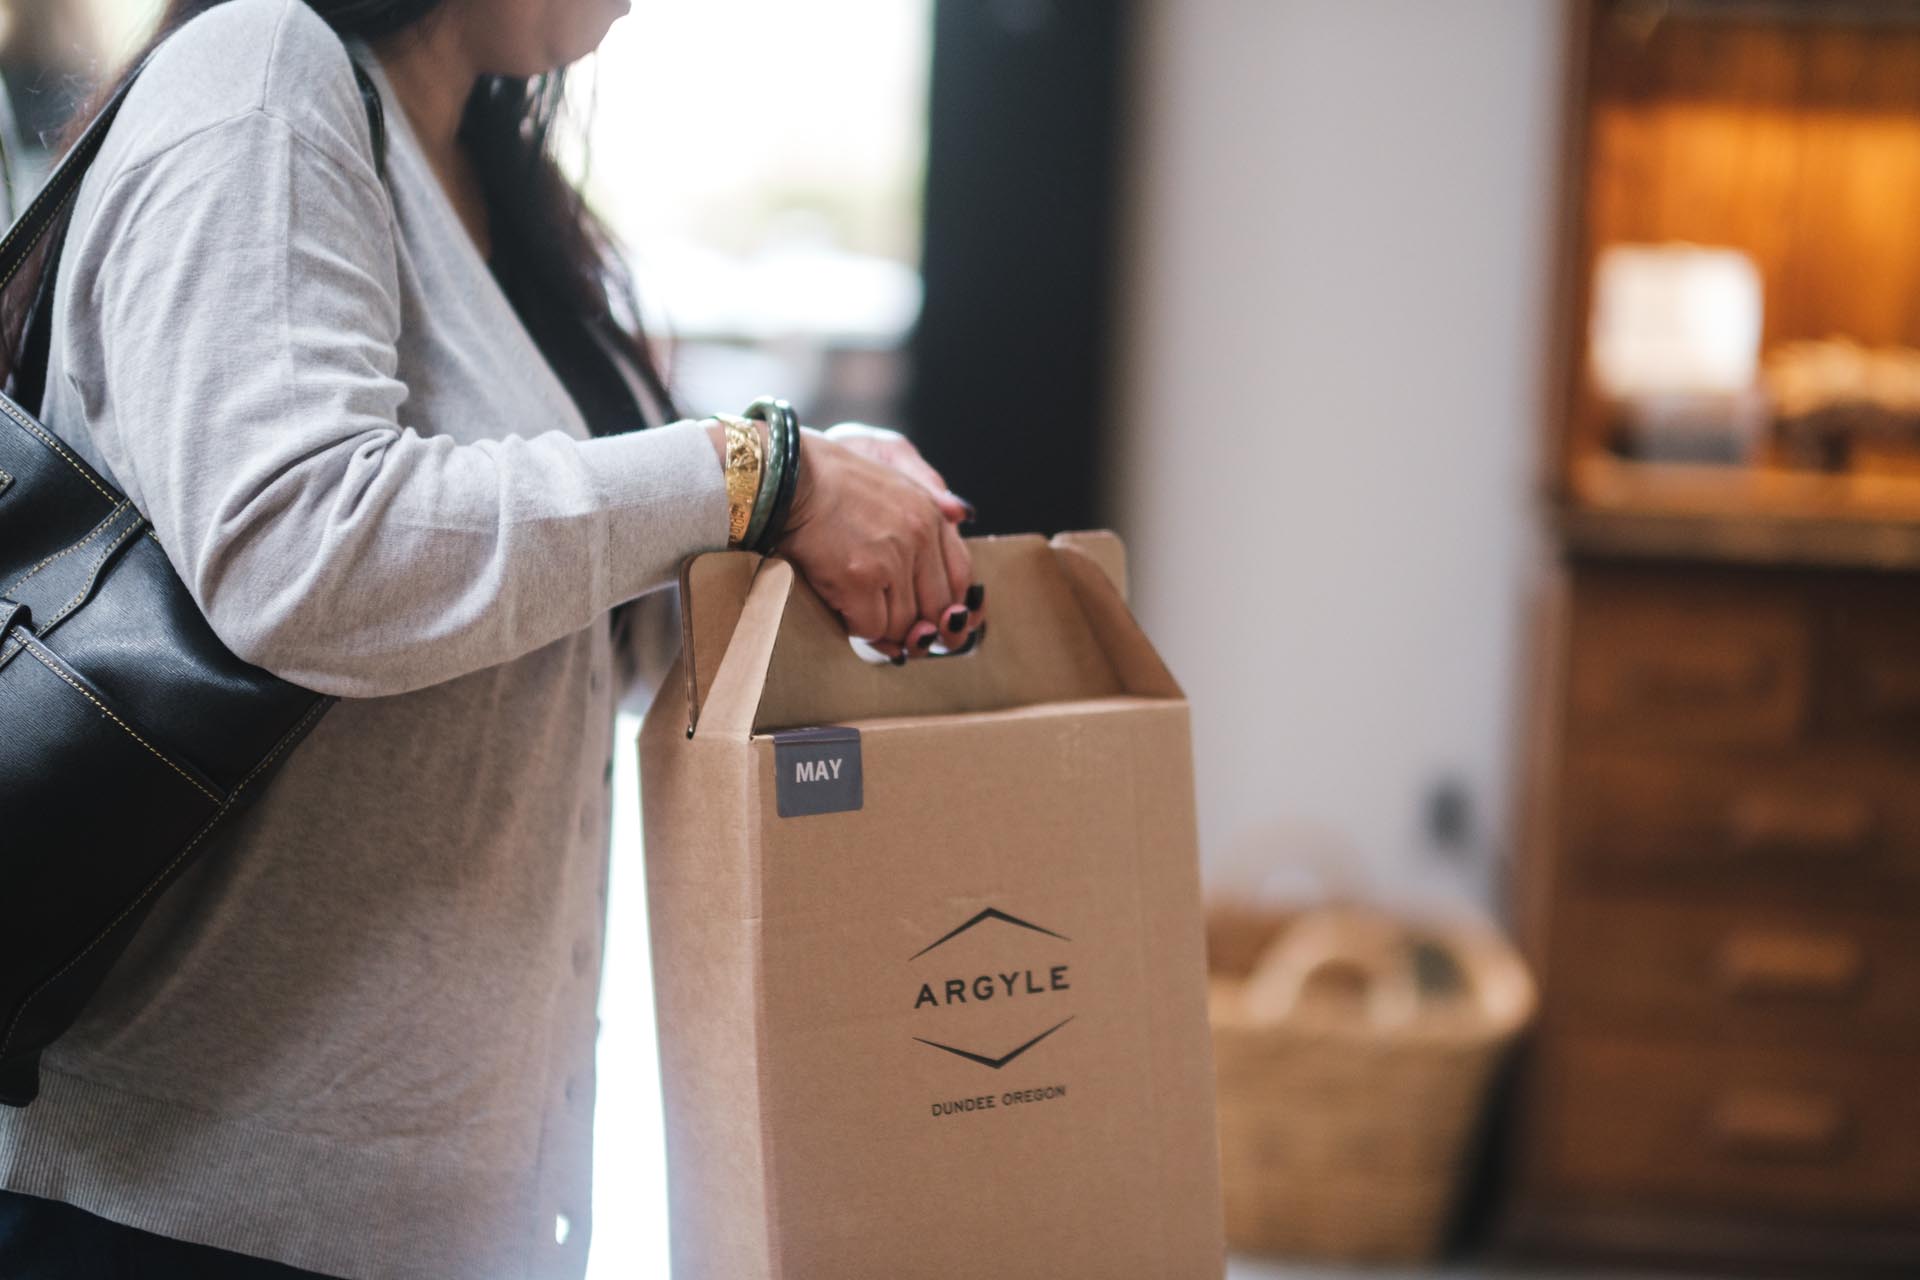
[
  {"xmin": 1555, "ymin": 894, "xmax": 1920, "ymax": 1045},
  {"xmin": 1537, "ymin": 1035, "xmax": 1920, "ymax": 1217},
  {"xmin": 1568, "ymin": 573, "xmax": 1808, "ymax": 749},
  {"xmin": 1563, "ymin": 749, "xmax": 1920, "ymax": 892},
  {"xmin": 1826, "ymin": 591, "xmax": 1920, "ymax": 743}
]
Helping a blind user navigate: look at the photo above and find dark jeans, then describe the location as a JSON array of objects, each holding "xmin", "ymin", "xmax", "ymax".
[{"xmin": 0, "ymin": 1189, "xmax": 343, "ymax": 1279}]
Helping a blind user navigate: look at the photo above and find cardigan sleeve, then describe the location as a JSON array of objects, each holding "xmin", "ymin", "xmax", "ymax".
[{"xmin": 63, "ymin": 106, "xmax": 728, "ymax": 698}]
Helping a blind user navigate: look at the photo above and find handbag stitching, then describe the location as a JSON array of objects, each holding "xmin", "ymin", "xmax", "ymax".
[
  {"xmin": 40, "ymin": 511, "xmax": 147, "ymax": 633},
  {"xmin": 1, "ymin": 499, "xmax": 130, "ymax": 599},
  {"xmin": 0, "ymin": 156, "xmax": 76, "ymax": 277},
  {"xmin": 0, "ymin": 125, "xmax": 107, "ymax": 291},
  {"xmin": 0, "ymin": 397, "xmax": 117, "ymax": 505},
  {"xmin": 16, "ymin": 639, "xmax": 222, "ymax": 803},
  {"xmin": 0, "ymin": 693, "xmax": 330, "ymax": 1063},
  {"xmin": 0, "ymin": 194, "xmax": 62, "ymax": 290},
  {"xmin": 0, "ymin": 194, "xmax": 63, "ymax": 289},
  {"xmin": 0, "ymin": 599, "xmax": 22, "ymax": 665}
]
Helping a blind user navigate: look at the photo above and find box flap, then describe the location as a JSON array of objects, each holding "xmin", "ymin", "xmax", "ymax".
[
  {"xmin": 673, "ymin": 531, "xmax": 1182, "ymax": 738},
  {"xmin": 677, "ymin": 550, "xmax": 760, "ymax": 740},
  {"xmin": 1048, "ymin": 529, "xmax": 1128, "ymax": 603}
]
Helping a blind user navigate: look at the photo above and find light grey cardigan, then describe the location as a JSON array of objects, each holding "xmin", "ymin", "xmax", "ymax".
[{"xmin": 0, "ymin": 0, "xmax": 729, "ymax": 1276}]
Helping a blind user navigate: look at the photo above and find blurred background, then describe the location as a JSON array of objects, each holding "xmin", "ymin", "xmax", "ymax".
[{"xmin": 12, "ymin": 0, "xmax": 1920, "ymax": 1275}]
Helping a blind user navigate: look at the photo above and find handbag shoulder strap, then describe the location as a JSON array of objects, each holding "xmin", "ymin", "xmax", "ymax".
[
  {"xmin": 0, "ymin": 54, "xmax": 152, "ymax": 297},
  {"xmin": 2, "ymin": 47, "xmax": 387, "ymax": 409},
  {"xmin": 1, "ymin": 52, "xmax": 387, "ymax": 288}
]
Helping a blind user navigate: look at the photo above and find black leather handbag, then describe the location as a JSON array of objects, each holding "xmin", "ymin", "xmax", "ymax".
[{"xmin": 0, "ymin": 53, "xmax": 386, "ymax": 1107}]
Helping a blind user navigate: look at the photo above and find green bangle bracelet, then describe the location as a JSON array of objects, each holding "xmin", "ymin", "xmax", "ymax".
[
  {"xmin": 743, "ymin": 408, "xmax": 783, "ymax": 550},
  {"xmin": 746, "ymin": 397, "xmax": 800, "ymax": 554}
]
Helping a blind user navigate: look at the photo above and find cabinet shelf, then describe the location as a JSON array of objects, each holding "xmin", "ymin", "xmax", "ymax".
[{"xmin": 1562, "ymin": 457, "xmax": 1920, "ymax": 569}]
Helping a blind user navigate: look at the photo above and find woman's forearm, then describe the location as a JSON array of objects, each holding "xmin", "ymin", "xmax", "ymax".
[{"xmin": 74, "ymin": 107, "xmax": 730, "ymax": 697}]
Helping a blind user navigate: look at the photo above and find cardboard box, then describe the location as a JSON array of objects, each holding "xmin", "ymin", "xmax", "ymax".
[{"xmin": 639, "ymin": 531, "xmax": 1224, "ymax": 1279}]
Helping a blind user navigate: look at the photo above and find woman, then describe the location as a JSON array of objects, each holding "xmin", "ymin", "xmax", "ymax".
[{"xmin": 0, "ymin": 0, "xmax": 982, "ymax": 1275}]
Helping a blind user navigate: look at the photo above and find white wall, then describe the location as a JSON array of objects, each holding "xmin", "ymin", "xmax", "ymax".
[{"xmin": 1112, "ymin": 0, "xmax": 1565, "ymax": 912}]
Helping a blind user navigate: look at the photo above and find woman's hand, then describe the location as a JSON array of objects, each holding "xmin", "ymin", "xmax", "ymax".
[
  {"xmin": 821, "ymin": 423, "xmax": 975, "ymax": 526},
  {"xmin": 776, "ymin": 427, "xmax": 983, "ymax": 660}
]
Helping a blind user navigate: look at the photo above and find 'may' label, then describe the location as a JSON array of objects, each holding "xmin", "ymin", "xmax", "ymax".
[{"xmin": 772, "ymin": 726, "xmax": 863, "ymax": 818}]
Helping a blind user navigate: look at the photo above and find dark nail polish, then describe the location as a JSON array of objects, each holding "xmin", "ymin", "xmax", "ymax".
[
  {"xmin": 890, "ymin": 652, "xmax": 907, "ymax": 667},
  {"xmin": 965, "ymin": 583, "xmax": 985, "ymax": 610},
  {"xmin": 915, "ymin": 630, "xmax": 935, "ymax": 650},
  {"xmin": 945, "ymin": 607, "xmax": 970, "ymax": 632}
]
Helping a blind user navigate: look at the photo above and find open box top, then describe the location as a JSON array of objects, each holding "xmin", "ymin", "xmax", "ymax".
[{"xmin": 667, "ymin": 530, "xmax": 1182, "ymax": 739}]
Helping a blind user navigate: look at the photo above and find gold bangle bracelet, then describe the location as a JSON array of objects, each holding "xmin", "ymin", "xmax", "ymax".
[{"xmin": 716, "ymin": 413, "xmax": 765, "ymax": 546}]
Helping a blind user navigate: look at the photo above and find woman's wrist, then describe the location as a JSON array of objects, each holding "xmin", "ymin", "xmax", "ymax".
[{"xmin": 698, "ymin": 401, "xmax": 805, "ymax": 552}]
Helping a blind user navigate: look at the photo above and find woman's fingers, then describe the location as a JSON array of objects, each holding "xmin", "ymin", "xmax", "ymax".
[
  {"xmin": 882, "ymin": 580, "xmax": 917, "ymax": 650},
  {"xmin": 845, "ymin": 533, "xmax": 916, "ymax": 647},
  {"xmin": 894, "ymin": 453, "xmax": 970, "ymax": 524},
  {"xmin": 911, "ymin": 528, "xmax": 956, "ymax": 643},
  {"xmin": 938, "ymin": 520, "xmax": 971, "ymax": 604},
  {"xmin": 837, "ymin": 590, "xmax": 891, "ymax": 646},
  {"xmin": 824, "ymin": 423, "xmax": 973, "ymax": 525},
  {"xmin": 966, "ymin": 580, "xmax": 987, "ymax": 631},
  {"xmin": 895, "ymin": 453, "xmax": 972, "ymax": 525},
  {"xmin": 776, "ymin": 431, "xmax": 983, "ymax": 665},
  {"xmin": 891, "ymin": 495, "xmax": 978, "ymax": 660},
  {"xmin": 930, "ymin": 521, "xmax": 976, "ymax": 646}
]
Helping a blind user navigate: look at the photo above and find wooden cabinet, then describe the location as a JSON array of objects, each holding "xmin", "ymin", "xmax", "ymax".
[
  {"xmin": 1511, "ymin": 566, "xmax": 1920, "ymax": 1269},
  {"xmin": 1511, "ymin": 3, "xmax": 1920, "ymax": 1268}
]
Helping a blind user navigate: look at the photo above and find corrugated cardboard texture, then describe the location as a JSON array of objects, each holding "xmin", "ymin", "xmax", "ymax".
[{"xmin": 641, "ymin": 533, "xmax": 1224, "ymax": 1279}]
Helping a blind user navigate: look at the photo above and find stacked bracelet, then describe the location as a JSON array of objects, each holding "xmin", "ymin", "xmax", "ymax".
[
  {"xmin": 745, "ymin": 416, "xmax": 784, "ymax": 548},
  {"xmin": 716, "ymin": 414, "xmax": 764, "ymax": 547},
  {"xmin": 744, "ymin": 396, "xmax": 801, "ymax": 554}
]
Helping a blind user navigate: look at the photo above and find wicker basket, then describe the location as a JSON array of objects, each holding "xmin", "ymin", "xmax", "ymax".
[{"xmin": 1207, "ymin": 903, "xmax": 1535, "ymax": 1262}]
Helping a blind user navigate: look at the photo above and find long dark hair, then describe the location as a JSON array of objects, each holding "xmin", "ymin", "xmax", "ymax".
[{"xmin": 1, "ymin": 0, "xmax": 675, "ymax": 430}]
